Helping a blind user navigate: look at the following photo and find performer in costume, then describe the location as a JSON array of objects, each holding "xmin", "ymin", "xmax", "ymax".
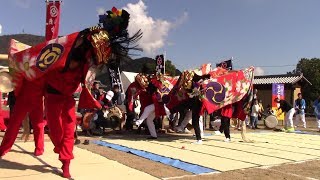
[
  {"xmin": 165, "ymin": 70, "xmax": 208, "ymax": 144},
  {"xmin": 124, "ymin": 74, "xmax": 148, "ymax": 130},
  {"xmin": 134, "ymin": 74, "xmax": 170, "ymax": 139},
  {"xmin": 45, "ymin": 44, "xmax": 88, "ymax": 178},
  {"xmin": 1, "ymin": 7, "xmax": 142, "ymax": 179},
  {"xmin": 0, "ymin": 77, "xmax": 46, "ymax": 157},
  {"xmin": 0, "ymin": 91, "xmax": 5, "ymax": 132},
  {"xmin": 219, "ymin": 104, "xmax": 233, "ymax": 142},
  {"xmin": 45, "ymin": 8, "xmax": 142, "ymax": 178},
  {"xmin": 165, "ymin": 64, "xmax": 254, "ymax": 143}
]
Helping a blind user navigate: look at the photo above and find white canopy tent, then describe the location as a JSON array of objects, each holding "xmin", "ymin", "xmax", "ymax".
[{"xmin": 120, "ymin": 71, "xmax": 138, "ymax": 93}]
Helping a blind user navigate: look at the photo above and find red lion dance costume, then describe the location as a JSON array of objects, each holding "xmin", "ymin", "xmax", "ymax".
[
  {"xmin": 0, "ymin": 41, "xmax": 46, "ymax": 157},
  {"xmin": 130, "ymin": 73, "xmax": 170, "ymax": 139},
  {"xmin": 166, "ymin": 64, "xmax": 254, "ymax": 143},
  {"xmin": 1, "ymin": 7, "xmax": 142, "ymax": 178}
]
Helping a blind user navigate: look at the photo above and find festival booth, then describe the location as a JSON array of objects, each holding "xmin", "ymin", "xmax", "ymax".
[
  {"xmin": 253, "ymin": 74, "xmax": 312, "ymax": 111},
  {"xmin": 253, "ymin": 74, "xmax": 312, "ymax": 125}
]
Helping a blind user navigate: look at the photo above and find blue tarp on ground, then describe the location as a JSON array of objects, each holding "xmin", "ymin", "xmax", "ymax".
[
  {"xmin": 292, "ymin": 130, "xmax": 319, "ymax": 135},
  {"xmin": 92, "ymin": 140, "xmax": 217, "ymax": 174}
]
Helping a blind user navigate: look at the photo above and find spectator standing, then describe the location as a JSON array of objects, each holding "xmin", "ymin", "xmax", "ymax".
[
  {"xmin": 258, "ymin": 100, "xmax": 264, "ymax": 118},
  {"xmin": 294, "ymin": 93, "xmax": 306, "ymax": 128},
  {"xmin": 313, "ymin": 96, "xmax": 320, "ymax": 132},
  {"xmin": 250, "ymin": 89, "xmax": 259, "ymax": 128},
  {"xmin": 250, "ymin": 99, "xmax": 260, "ymax": 129}
]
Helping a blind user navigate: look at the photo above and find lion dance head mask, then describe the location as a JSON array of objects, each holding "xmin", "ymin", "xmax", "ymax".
[
  {"xmin": 82, "ymin": 7, "xmax": 142, "ymax": 66},
  {"xmin": 135, "ymin": 73, "xmax": 149, "ymax": 89}
]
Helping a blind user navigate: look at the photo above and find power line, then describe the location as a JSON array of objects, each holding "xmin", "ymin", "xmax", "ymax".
[
  {"xmin": 235, "ymin": 64, "xmax": 296, "ymax": 69},
  {"xmin": 253, "ymin": 64, "xmax": 296, "ymax": 68}
]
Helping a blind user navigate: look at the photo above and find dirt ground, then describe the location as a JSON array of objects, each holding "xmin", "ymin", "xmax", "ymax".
[
  {"xmin": 76, "ymin": 136, "xmax": 320, "ymax": 180},
  {"xmin": 71, "ymin": 117, "xmax": 320, "ymax": 180},
  {"xmin": 1, "ymin": 116, "xmax": 319, "ymax": 179}
]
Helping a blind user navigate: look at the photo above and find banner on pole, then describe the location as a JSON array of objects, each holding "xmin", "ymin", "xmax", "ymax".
[
  {"xmin": 108, "ymin": 66, "xmax": 123, "ymax": 93},
  {"xmin": 216, "ymin": 59, "xmax": 232, "ymax": 70},
  {"xmin": 272, "ymin": 83, "xmax": 285, "ymax": 120},
  {"xmin": 45, "ymin": 1, "xmax": 61, "ymax": 41},
  {"xmin": 155, "ymin": 54, "xmax": 165, "ymax": 74}
]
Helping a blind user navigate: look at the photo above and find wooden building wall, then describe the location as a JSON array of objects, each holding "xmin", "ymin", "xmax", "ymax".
[{"xmin": 253, "ymin": 83, "xmax": 300, "ymax": 112}]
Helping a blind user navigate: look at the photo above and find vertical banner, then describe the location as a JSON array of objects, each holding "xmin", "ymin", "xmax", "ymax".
[
  {"xmin": 272, "ymin": 83, "xmax": 285, "ymax": 120},
  {"xmin": 45, "ymin": 1, "xmax": 61, "ymax": 41},
  {"xmin": 108, "ymin": 66, "xmax": 123, "ymax": 93},
  {"xmin": 155, "ymin": 54, "xmax": 165, "ymax": 74}
]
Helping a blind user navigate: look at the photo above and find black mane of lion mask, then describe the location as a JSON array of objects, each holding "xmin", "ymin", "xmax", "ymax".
[{"xmin": 79, "ymin": 7, "xmax": 143, "ymax": 67}]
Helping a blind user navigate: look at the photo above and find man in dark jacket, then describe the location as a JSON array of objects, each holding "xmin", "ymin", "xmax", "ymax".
[
  {"xmin": 112, "ymin": 85, "xmax": 122, "ymax": 105},
  {"xmin": 274, "ymin": 97, "xmax": 295, "ymax": 132},
  {"xmin": 91, "ymin": 82, "xmax": 101, "ymax": 100}
]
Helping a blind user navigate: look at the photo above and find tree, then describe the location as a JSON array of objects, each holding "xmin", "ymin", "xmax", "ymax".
[
  {"xmin": 292, "ymin": 58, "xmax": 320, "ymax": 110},
  {"xmin": 140, "ymin": 58, "xmax": 178, "ymax": 76},
  {"xmin": 141, "ymin": 62, "xmax": 155, "ymax": 74},
  {"xmin": 165, "ymin": 60, "xmax": 177, "ymax": 76}
]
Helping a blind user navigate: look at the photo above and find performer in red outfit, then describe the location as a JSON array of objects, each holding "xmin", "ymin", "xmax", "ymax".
[
  {"xmin": 133, "ymin": 74, "xmax": 171, "ymax": 139},
  {"xmin": 124, "ymin": 80, "xmax": 143, "ymax": 130},
  {"xmin": 44, "ymin": 34, "xmax": 92, "ymax": 178},
  {"xmin": 45, "ymin": 8, "xmax": 142, "ymax": 177},
  {"xmin": 0, "ymin": 77, "xmax": 46, "ymax": 157},
  {"xmin": 1, "ymin": 7, "xmax": 142, "ymax": 178},
  {"xmin": 0, "ymin": 91, "xmax": 5, "ymax": 131}
]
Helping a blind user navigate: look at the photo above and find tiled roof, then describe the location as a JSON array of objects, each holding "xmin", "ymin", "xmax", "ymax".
[{"xmin": 253, "ymin": 74, "xmax": 312, "ymax": 85}]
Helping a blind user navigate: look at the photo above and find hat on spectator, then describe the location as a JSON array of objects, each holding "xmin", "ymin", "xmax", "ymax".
[{"xmin": 105, "ymin": 91, "xmax": 114, "ymax": 101}]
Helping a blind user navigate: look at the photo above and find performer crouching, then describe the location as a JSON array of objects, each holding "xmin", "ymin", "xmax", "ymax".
[{"xmin": 134, "ymin": 74, "xmax": 171, "ymax": 139}]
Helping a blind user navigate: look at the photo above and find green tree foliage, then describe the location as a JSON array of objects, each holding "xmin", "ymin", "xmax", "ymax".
[
  {"xmin": 292, "ymin": 58, "xmax": 320, "ymax": 109},
  {"xmin": 141, "ymin": 62, "xmax": 156, "ymax": 74},
  {"xmin": 139, "ymin": 59, "xmax": 178, "ymax": 76},
  {"xmin": 165, "ymin": 60, "xmax": 177, "ymax": 76}
]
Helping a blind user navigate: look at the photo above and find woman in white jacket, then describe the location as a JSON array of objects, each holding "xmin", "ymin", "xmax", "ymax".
[{"xmin": 250, "ymin": 99, "xmax": 260, "ymax": 130}]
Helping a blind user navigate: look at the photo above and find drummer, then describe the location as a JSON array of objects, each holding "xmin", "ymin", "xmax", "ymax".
[{"xmin": 274, "ymin": 97, "xmax": 295, "ymax": 132}]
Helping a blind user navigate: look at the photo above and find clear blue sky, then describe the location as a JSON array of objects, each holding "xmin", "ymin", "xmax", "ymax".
[{"xmin": 1, "ymin": 0, "xmax": 320, "ymax": 75}]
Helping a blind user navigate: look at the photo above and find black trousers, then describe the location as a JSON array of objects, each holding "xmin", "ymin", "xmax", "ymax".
[
  {"xmin": 171, "ymin": 98, "xmax": 202, "ymax": 140},
  {"xmin": 177, "ymin": 109, "xmax": 187, "ymax": 127},
  {"xmin": 191, "ymin": 98, "xmax": 202, "ymax": 141},
  {"xmin": 125, "ymin": 103, "xmax": 135, "ymax": 130},
  {"xmin": 219, "ymin": 116, "xmax": 231, "ymax": 139}
]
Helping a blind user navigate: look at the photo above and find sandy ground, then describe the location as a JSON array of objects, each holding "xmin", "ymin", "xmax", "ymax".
[
  {"xmin": 72, "ymin": 118, "xmax": 320, "ymax": 180},
  {"xmin": 1, "ymin": 116, "xmax": 320, "ymax": 180}
]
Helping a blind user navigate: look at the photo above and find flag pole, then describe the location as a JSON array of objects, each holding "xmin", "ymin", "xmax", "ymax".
[
  {"xmin": 163, "ymin": 51, "xmax": 166, "ymax": 75},
  {"xmin": 117, "ymin": 67, "xmax": 125, "ymax": 95}
]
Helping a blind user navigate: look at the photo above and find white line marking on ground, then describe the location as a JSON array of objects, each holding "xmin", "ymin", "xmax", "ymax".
[{"xmin": 162, "ymin": 172, "xmax": 221, "ymax": 180}]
